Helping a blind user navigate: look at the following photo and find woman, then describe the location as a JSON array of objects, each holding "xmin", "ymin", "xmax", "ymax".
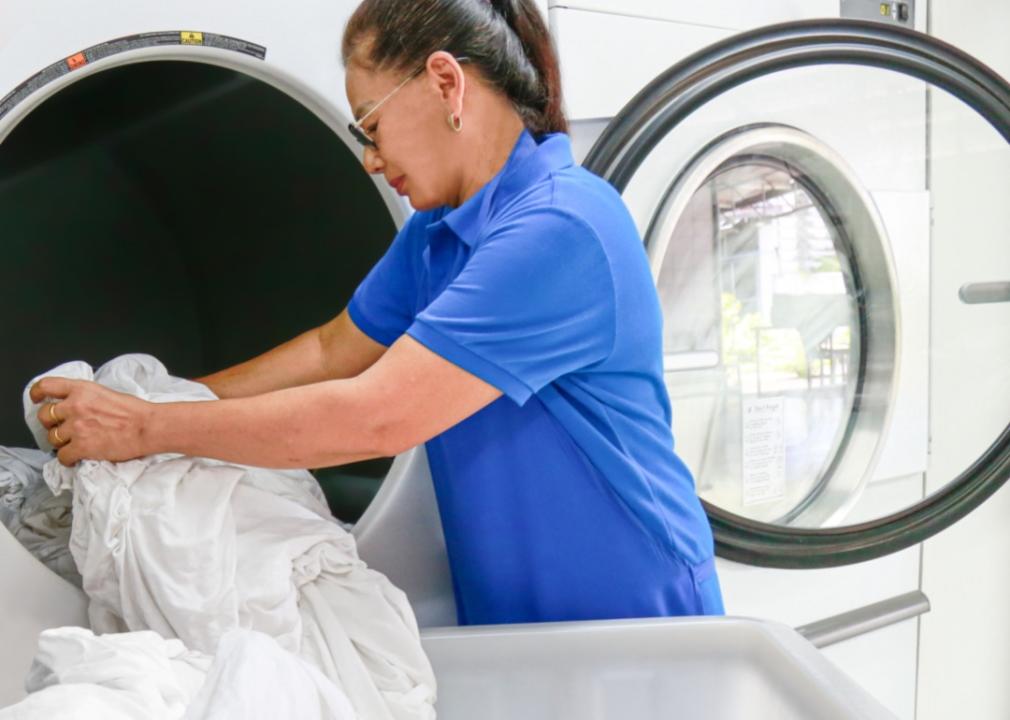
[{"xmin": 30, "ymin": 0, "xmax": 724, "ymax": 625}]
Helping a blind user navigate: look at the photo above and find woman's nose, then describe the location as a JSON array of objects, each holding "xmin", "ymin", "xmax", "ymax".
[{"xmin": 362, "ymin": 146, "xmax": 384, "ymax": 174}]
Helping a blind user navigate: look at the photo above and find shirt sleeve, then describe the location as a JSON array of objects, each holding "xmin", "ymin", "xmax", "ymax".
[
  {"xmin": 407, "ymin": 207, "xmax": 617, "ymax": 405},
  {"xmin": 347, "ymin": 214, "xmax": 426, "ymax": 346}
]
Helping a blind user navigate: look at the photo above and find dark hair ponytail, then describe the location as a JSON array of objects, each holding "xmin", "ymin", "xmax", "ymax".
[
  {"xmin": 486, "ymin": 0, "xmax": 567, "ymax": 135},
  {"xmin": 342, "ymin": 0, "xmax": 568, "ymax": 135}
]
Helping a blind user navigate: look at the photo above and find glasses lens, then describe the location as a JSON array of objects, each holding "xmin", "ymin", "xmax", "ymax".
[{"xmin": 348, "ymin": 123, "xmax": 376, "ymax": 149}]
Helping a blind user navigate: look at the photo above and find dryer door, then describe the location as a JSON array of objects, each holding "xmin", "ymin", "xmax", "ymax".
[{"xmin": 584, "ymin": 20, "xmax": 1010, "ymax": 567}]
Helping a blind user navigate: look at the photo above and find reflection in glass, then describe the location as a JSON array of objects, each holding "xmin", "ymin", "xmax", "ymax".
[{"xmin": 660, "ymin": 159, "xmax": 860, "ymax": 524}]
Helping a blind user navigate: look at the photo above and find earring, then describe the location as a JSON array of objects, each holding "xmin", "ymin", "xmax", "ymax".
[{"xmin": 447, "ymin": 112, "xmax": 463, "ymax": 133}]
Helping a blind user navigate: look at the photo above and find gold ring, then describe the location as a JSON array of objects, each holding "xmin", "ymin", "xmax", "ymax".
[
  {"xmin": 52, "ymin": 426, "xmax": 65, "ymax": 446},
  {"xmin": 48, "ymin": 403, "xmax": 61, "ymax": 423}
]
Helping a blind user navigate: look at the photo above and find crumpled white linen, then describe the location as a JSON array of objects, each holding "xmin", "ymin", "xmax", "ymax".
[
  {"xmin": 0, "ymin": 627, "xmax": 210, "ymax": 720},
  {"xmin": 0, "ymin": 447, "xmax": 46, "ymax": 512},
  {"xmin": 0, "ymin": 626, "xmax": 358, "ymax": 720},
  {"xmin": 184, "ymin": 626, "xmax": 358, "ymax": 720},
  {"xmin": 9, "ymin": 354, "xmax": 436, "ymax": 720},
  {"xmin": 0, "ymin": 446, "xmax": 79, "ymax": 585}
]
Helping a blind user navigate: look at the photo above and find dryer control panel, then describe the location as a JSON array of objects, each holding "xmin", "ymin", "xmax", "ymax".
[{"xmin": 841, "ymin": 0, "xmax": 915, "ymax": 26}]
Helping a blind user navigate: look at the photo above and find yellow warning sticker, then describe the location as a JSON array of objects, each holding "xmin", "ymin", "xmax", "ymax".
[{"xmin": 181, "ymin": 31, "xmax": 204, "ymax": 45}]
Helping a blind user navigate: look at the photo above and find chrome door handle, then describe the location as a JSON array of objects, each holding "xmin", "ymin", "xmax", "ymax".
[
  {"xmin": 795, "ymin": 591, "xmax": 930, "ymax": 649},
  {"xmin": 959, "ymin": 282, "xmax": 1010, "ymax": 304}
]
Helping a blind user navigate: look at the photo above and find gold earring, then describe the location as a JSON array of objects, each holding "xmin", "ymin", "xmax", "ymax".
[{"xmin": 447, "ymin": 113, "xmax": 463, "ymax": 133}]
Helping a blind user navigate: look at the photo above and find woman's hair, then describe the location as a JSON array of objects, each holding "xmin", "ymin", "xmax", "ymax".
[{"xmin": 342, "ymin": 0, "xmax": 568, "ymax": 135}]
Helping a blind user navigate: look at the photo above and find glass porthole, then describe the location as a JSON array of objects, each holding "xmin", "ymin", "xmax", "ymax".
[{"xmin": 659, "ymin": 153, "xmax": 862, "ymax": 525}]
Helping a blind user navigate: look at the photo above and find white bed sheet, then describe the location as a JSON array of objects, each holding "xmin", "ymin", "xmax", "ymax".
[{"xmin": 3, "ymin": 354, "xmax": 436, "ymax": 720}]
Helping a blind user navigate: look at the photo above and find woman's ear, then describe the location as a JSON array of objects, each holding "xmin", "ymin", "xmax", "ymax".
[{"xmin": 425, "ymin": 51, "xmax": 467, "ymax": 116}]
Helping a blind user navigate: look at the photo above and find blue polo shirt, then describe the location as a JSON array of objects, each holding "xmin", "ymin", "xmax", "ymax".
[{"xmin": 348, "ymin": 129, "xmax": 723, "ymax": 625}]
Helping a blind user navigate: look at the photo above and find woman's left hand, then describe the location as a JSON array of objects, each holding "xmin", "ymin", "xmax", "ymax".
[{"xmin": 29, "ymin": 377, "xmax": 155, "ymax": 467}]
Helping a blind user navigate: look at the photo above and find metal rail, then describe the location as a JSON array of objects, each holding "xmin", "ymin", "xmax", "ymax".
[{"xmin": 796, "ymin": 590, "xmax": 930, "ymax": 649}]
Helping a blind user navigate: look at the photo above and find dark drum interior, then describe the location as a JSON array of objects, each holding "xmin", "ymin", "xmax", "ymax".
[{"xmin": 0, "ymin": 60, "xmax": 397, "ymax": 521}]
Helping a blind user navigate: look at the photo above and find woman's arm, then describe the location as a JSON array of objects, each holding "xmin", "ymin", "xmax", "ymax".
[
  {"xmin": 195, "ymin": 309, "xmax": 387, "ymax": 398},
  {"xmin": 31, "ymin": 335, "xmax": 502, "ymax": 468},
  {"xmin": 151, "ymin": 335, "xmax": 502, "ymax": 467}
]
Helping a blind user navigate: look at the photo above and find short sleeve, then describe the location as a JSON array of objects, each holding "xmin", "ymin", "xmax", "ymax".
[
  {"xmin": 347, "ymin": 214, "xmax": 427, "ymax": 346},
  {"xmin": 407, "ymin": 208, "xmax": 617, "ymax": 405}
]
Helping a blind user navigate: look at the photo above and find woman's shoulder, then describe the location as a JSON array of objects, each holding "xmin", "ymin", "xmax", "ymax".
[
  {"xmin": 554, "ymin": 162, "xmax": 628, "ymax": 211},
  {"xmin": 529, "ymin": 163, "xmax": 642, "ymax": 252},
  {"xmin": 496, "ymin": 163, "xmax": 626, "ymax": 226}
]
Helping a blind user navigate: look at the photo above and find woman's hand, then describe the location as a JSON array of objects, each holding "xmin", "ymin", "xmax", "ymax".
[{"xmin": 29, "ymin": 377, "xmax": 156, "ymax": 467}]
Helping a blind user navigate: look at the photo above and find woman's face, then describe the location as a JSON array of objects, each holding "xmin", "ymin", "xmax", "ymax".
[{"xmin": 345, "ymin": 58, "xmax": 462, "ymax": 210}]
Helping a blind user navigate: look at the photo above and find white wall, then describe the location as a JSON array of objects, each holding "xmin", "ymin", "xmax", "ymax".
[{"xmin": 919, "ymin": 1, "xmax": 1010, "ymax": 718}]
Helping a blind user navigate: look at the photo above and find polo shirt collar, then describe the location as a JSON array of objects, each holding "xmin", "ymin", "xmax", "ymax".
[{"xmin": 432, "ymin": 128, "xmax": 575, "ymax": 247}]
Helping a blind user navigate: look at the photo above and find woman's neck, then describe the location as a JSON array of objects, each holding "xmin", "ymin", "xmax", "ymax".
[{"xmin": 453, "ymin": 109, "xmax": 526, "ymax": 207}]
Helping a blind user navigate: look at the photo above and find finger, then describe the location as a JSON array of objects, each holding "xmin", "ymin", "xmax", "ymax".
[
  {"xmin": 48, "ymin": 424, "xmax": 71, "ymax": 448},
  {"xmin": 29, "ymin": 377, "xmax": 77, "ymax": 404},
  {"xmin": 57, "ymin": 445, "xmax": 79, "ymax": 468},
  {"xmin": 37, "ymin": 402, "xmax": 66, "ymax": 430}
]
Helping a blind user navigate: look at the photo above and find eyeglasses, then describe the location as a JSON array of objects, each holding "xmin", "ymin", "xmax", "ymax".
[
  {"xmin": 347, "ymin": 67, "xmax": 423, "ymax": 149},
  {"xmin": 347, "ymin": 56, "xmax": 470, "ymax": 150}
]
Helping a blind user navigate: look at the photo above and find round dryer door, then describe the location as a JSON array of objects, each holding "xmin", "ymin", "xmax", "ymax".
[
  {"xmin": 584, "ymin": 19, "xmax": 1010, "ymax": 567},
  {"xmin": 0, "ymin": 24, "xmax": 406, "ymax": 525}
]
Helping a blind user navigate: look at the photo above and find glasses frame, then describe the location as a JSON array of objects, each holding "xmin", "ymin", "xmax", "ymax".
[{"xmin": 347, "ymin": 56, "xmax": 470, "ymax": 150}]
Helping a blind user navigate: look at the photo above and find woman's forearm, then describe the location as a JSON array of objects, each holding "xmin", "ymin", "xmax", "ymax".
[
  {"xmin": 146, "ymin": 378, "xmax": 387, "ymax": 469},
  {"xmin": 194, "ymin": 310, "xmax": 387, "ymax": 400},
  {"xmin": 35, "ymin": 334, "xmax": 495, "ymax": 469},
  {"xmin": 194, "ymin": 326, "xmax": 329, "ymax": 399}
]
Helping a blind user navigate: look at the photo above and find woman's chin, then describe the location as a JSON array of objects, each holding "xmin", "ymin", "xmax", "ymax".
[{"xmin": 408, "ymin": 194, "xmax": 438, "ymax": 211}]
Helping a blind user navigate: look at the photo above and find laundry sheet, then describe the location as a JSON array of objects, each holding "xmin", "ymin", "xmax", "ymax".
[
  {"xmin": 0, "ymin": 627, "xmax": 357, "ymax": 720},
  {"xmin": 3, "ymin": 354, "xmax": 436, "ymax": 720},
  {"xmin": 0, "ymin": 446, "xmax": 79, "ymax": 586}
]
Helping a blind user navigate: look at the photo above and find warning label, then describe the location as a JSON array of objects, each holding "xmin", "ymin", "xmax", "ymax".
[{"xmin": 742, "ymin": 396, "xmax": 786, "ymax": 506}]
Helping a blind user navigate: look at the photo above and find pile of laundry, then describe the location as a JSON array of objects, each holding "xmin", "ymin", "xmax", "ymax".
[
  {"xmin": 0, "ymin": 445, "xmax": 78, "ymax": 586},
  {"xmin": 0, "ymin": 354, "xmax": 437, "ymax": 720}
]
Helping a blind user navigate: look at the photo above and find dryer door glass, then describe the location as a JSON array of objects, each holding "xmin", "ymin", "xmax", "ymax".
[
  {"xmin": 584, "ymin": 21, "xmax": 1010, "ymax": 562},
  {"xmin": 659, "ymin": 153, "xmax": 862, "ymax": 525}
]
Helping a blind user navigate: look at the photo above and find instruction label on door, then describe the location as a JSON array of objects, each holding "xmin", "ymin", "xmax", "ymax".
[{"xmin": 742, "ymin": 396, "xmax": 786, "ymax": 505}]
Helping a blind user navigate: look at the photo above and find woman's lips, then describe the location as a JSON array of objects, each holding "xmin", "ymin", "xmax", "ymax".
[{"xmin": 390, "ymin": 176, "xmax": 406, "ymax": 195}]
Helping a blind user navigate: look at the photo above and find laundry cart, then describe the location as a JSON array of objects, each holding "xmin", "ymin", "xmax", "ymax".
[
  {"xmin": 354, "ymin": 452, "xmax": 896, "ymax": 720},
  {"xmin": 1, "ymin": 525, "xmax": 892, "ymax": 719},
  {"xmin": 421, "ymin": 617, "xmax": 895, "ymax": 720}
]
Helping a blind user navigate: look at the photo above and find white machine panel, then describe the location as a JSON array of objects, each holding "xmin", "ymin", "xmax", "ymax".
[
  {"xmin": 551, "ymin": 8, "xmax": 729, "ymax": 120},
  {"xmin": 547, "ymin": 0, "xmax": 839, "ymax": 28},
  {"xmin": 553, "ymin": 11, "xmax": 929, "ymax": 190}
]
